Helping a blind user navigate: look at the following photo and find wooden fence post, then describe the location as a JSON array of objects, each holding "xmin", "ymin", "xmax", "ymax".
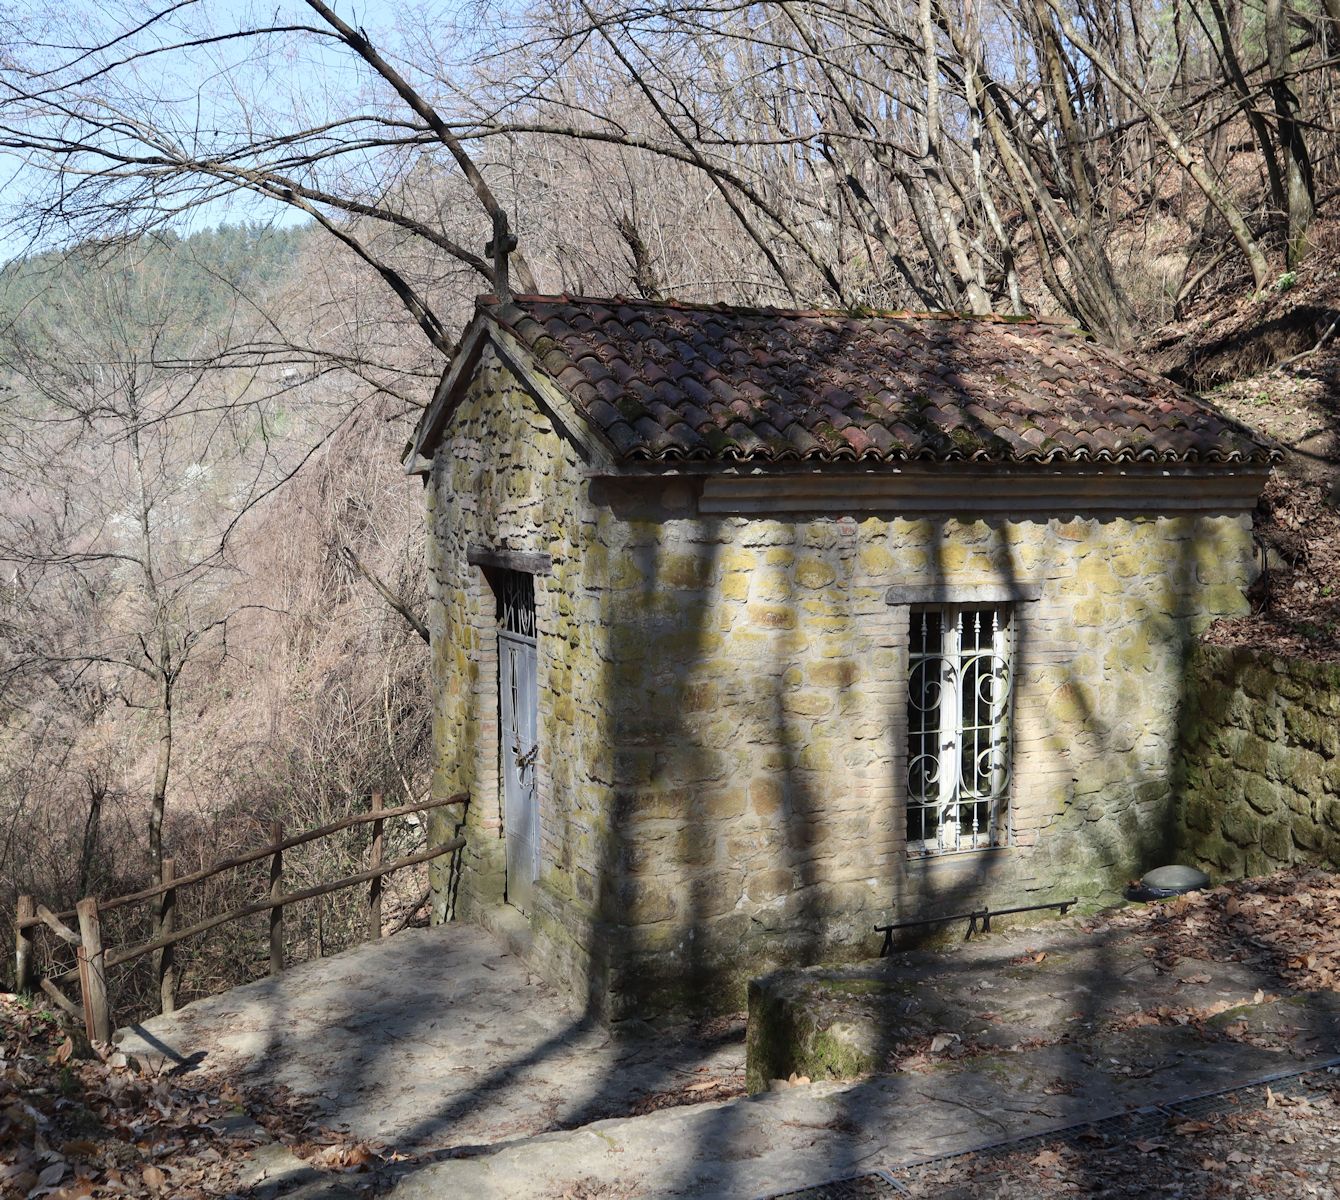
[
  {"xmin": 15, "ymin": 895, "xmax": 35, "ymax": 994},
  {"xmin": 158, "ymin": 858, "xmax": 177, "ymax": 1015},
  {"xmin": 368, "ymin": 791, "xmax": 383, "ymax": 940},
  {"xmin": 75, "ymin": 898, "xmax": 111, "ymax": 1044},
  {"xmin": 269, "ymin": 821, "xmax": 284, "ymax": 976}
]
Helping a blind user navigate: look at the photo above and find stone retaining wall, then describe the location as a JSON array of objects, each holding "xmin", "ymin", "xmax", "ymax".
[{"xmin": 1176, "ymin": 644, "xmax": 1340, "ymax": 874}]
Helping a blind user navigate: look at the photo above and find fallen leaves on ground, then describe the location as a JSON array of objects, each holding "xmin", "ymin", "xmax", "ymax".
[
  {"xmin": 0, "ymin": 994, "xmax": 390, "ymax": 1199},
  {"xmin": 0, "ymin": 993, "xmax": 254, "ymax": 1199},
  {"xmin": 557, "ymin": 1176, "xmax": 639, "ymax": 1199},
  {"xmin": 1204, "ymin": 473, "xmax": 1340, "ymax": 661},
  {"xmin": 901, "ymin": 1074, "xmax": 1340, "ymax": 1197},
  {"xmin": 571, "ymin": 1060, "xmax": 747, "ymax": 1120},
  {"xmin": 1096, "ymin": 867, "xmax": 1340, "ymax": 994}
]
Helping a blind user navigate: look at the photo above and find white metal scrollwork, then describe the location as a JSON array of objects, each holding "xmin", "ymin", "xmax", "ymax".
[{"xmin": 907, "ymin": 607, "xmax": 1011, "ymax": 854}]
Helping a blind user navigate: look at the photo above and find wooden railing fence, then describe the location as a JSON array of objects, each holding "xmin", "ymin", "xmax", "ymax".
[{"xmin": 13, "ymin": 791, "xmax": 467, "ymax": 1044}]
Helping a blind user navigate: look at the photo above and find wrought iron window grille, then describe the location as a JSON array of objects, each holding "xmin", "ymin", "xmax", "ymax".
[
  {"xmin": 905, "ymin": 605, "xmax": 1012, "ymax": 856},
  {"xmin": 490, "ymin": 567, "xmax": 536, "ymax": 642}
]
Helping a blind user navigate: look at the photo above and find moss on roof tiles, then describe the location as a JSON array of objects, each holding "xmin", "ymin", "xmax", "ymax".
[{"xmin": 478, "ymin": 295, "xmax": 1277, "ymax": 468}]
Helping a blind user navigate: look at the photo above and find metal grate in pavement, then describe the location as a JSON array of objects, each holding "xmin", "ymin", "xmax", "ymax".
[
  {"xmin": 756, "ymin": 1063, "xmax": 1340, "ymax": 1200},
  {"xmin": 762, "ymin": 1169, "xmax": 907, "ymax": 1198},
  {"xmin": 895, "ymin": 1105, "xmax": 1170, "ymax": 1189},
  {"xmin": 1168, "ymin": 1067, "xmax": 1334, "ymax": 1120}
]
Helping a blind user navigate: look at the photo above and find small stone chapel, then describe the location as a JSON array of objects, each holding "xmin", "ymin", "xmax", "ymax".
[{"xmin": 406, "ymin": 294, "xmax": 1274, "ymax": 1018}]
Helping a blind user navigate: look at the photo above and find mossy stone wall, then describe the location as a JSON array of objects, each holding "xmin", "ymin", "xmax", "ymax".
[
  {"xmin": 426, "ymin": 346, "xmax": 617, "ymax": 1011},
  {"xmin": 1175, "ymin": 644, "xmax": 1340, "ymax": 874},
  {"xmin": 597, "ymin": 493, "xmax": 1254, "ymax": 1016}
]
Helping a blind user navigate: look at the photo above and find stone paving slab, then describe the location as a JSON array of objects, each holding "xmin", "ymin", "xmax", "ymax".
[
  {"xmin": 385, "ymin": 1001, "xmax": 1340, "ymax": 1200},
  {"xmin": 110, "ymin": 910, "xmax": 1340, "ymax": 1198},
  {"xmin": 114, "ymin": 923, "xmax": 744, "ymax": 1153}
]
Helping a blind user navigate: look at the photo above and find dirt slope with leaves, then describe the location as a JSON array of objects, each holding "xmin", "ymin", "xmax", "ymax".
[{"xmin": 1146, "ymin": 227, "xmax": 1340, "ymax": 660}]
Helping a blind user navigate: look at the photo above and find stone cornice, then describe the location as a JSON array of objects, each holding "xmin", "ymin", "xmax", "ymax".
[{"xmin": 682, "ymin": 465, "xmax": 1268, "ymax": 516}]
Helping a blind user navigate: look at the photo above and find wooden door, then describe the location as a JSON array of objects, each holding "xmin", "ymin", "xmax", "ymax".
[{"xmin": 496, "ymin": 571, "xmax": 539, "ymax": 913}]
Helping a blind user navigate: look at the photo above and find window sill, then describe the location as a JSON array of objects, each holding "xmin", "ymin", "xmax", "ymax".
[{"xmin": 904, "ymin": 844, "xmax": 1010, "ymax": 865}]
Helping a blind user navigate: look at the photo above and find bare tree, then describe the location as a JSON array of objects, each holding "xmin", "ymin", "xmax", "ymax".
[{"xmin": 0, "ymin": 244, "xmax": 304, "ymax": 875}]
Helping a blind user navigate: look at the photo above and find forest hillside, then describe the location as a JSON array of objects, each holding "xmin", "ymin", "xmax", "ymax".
[{"xmin": 0, "ymin": 224, "xmax": 443, "ymax": 1008}]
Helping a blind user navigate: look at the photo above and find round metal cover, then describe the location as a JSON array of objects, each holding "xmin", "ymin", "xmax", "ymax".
[{"xmin": 1129, "ymin": 864, "xmax": 1210, "ymax": 900}]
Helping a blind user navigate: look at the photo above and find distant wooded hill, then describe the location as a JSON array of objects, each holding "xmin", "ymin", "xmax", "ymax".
[{"xmin": 0, "ymin": 224, "xmax": 314, "ymax": 362}]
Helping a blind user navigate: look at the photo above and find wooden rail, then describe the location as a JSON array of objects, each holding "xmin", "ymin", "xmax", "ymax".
[{"xmin": 14, "ymin": 791, "xmax": 467, "ymax": 1043}]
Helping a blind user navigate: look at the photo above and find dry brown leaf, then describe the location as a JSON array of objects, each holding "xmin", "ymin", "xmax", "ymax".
[
  {"xmin": 1132, "ymin": 1139, "xmax": 1167, "ymax": 1153},
  {"xmin": 1173, "ymin": 1120, "xmax": 1215, "ymax": 1135},
  {"xmin": 51, "ymin": 1182, "xmax": 94, "ymax": 1200},
  {"xmin": 339, "ymin": 1144, "xmax": 374, "ymax": 1168},
  {"xmin": 142, "ymin": 1163, "xmax": 167, "ymax": 1190}
]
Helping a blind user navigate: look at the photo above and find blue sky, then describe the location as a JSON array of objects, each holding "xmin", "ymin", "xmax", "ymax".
[{"xmin": 0, "ymin": 0, "xmax": 461, "ymax": 259}]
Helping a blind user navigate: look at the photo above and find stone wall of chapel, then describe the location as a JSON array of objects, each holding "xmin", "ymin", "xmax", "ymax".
[
  {"xmin": 426, "ymin": 346, "xmax": 615, "ymax": 1009},
  {"xmin": 425, "ymin": 355, "xmax": 1258, "ymax": 1017},
  {"xmin": 598, "ymin": 496, "xmax": 1256, "ymax": 1016}
]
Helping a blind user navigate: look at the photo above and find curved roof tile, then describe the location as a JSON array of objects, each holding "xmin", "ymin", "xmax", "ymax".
[{"xmin": 485, "ymin": 295, "xmax": 1277, "ymax": 467}]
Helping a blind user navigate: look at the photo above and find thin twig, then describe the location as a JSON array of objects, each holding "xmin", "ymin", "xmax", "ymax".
[{"xmin": 1273, "ymin": 314, "xmax": 1340, "ymax": 374}]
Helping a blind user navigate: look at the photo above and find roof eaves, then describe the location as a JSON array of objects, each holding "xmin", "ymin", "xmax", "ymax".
[{"xmin": 403, "ymin": 317, "xmax": 490, "ymax": 473}]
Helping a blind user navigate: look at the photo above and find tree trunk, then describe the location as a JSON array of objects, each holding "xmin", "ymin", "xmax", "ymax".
[
  {"xmin": 148, "ymin": 670, "xmax": 172, "ymax": 878},
  {"xmin": 1204, "ymin": 0, "xmax": 1287, "ymax": 217},
  {"xmin": 1040, "ymin": 0, "xmax": 1270, "ymax": 291},
  {"xmin": 77, "ymin": 780, "xmax": 103, "ymax": 899},
  {"xmin": 1266, "ymin": 0, "xmax": 1316, "ymax": 266},
  {"xmin": 919, "ymin": 0, "xmax": 991, "ymax": 314},
  {"xmin": 947, "ymin": 17, "xmax": 1132, "ymax": 343}
]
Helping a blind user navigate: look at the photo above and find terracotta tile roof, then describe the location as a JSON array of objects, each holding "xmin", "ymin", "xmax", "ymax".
[{"xmin": 482, "ymin": 295, "xmax": 1277, "ymax": 466}]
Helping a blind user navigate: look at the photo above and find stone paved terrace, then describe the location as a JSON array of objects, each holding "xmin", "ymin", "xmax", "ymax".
[
  {"xmin": 387, "ymin": 1035, "xmax": 1340, "ymax": 1199},
  {"xmin": 385, "ymin": 906, "xmax": 1340, "ymax": 1198},
  {"xmin": 743, "ymin": 917, "xmax": 1319, "ymax": 1090},
  {"xmin": 115, "ymin": 923, "xmax": 746, "ymax": 1154},
  {"xmin": 113, "ymin": 895, "xmax": 1340, "ymax": 1197}
]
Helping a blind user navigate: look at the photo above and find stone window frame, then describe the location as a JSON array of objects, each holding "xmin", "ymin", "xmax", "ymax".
[
  {"xmin": 886, "ymin": 581, "xmax": 1040, "ymax": 860},
  {"xmin": 905, "ymin": 602, "xmax": 1012, "ymax": 856}
]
